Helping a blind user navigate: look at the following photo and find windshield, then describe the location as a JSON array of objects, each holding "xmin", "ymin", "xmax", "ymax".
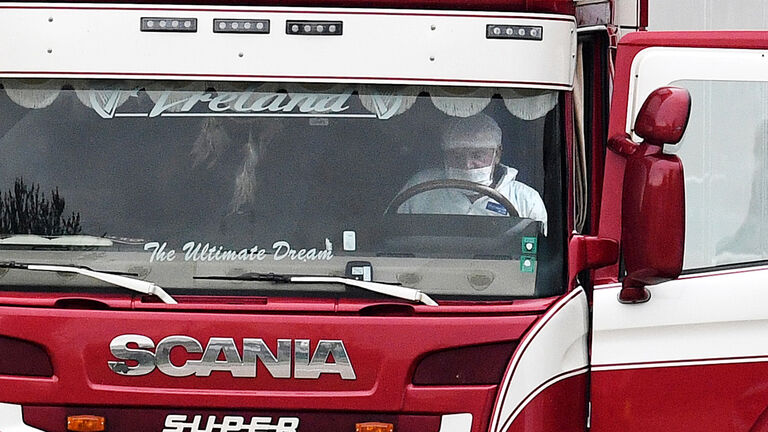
[{"xmin": 0, "ymin": 80, "xmax": 565, "ymax": 300}]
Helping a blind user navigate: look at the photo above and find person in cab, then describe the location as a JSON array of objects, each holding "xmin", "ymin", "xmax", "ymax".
[{"xmin": 398, "ymin": 113, "xmax": 548, "ymax": 233}]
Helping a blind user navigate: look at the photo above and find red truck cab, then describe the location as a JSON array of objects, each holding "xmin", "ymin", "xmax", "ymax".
[{"xmin": 1, "ymin": 1, "xmax": 768, "ymax": 431}]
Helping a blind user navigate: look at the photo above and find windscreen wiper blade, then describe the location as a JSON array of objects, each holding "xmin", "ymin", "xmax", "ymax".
[
  {"xmin": 0, "ymin": 262, "xmax": 177, "ymax": 304},
  {"xmin": 195, "ymin": 272, "xmax": 438, "ymax": 306}
]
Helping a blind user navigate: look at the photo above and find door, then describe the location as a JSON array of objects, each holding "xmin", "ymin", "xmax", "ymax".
[{"xmin": 591, "ymin": 32, "xmax": 768, "ymax": 431}]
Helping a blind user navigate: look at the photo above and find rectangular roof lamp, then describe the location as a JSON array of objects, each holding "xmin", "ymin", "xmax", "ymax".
[
  {"xmin": 141, "ymin": 17, "xmax": 197, "ymax": 32},
  {"xmin": 486, "ymin": 24, "xmax": 543, "ymax": 40}
]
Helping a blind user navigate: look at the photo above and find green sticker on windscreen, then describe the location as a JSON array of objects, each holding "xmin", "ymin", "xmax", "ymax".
[
  {"xmin": 522, "ymin": 237, "xmax": 537, "ymax": 254},
  {"xmin": 520, "ymin": 255, "xmax": 536, "ymax": 273}
]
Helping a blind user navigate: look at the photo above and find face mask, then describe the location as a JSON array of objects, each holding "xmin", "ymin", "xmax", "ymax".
[{"xmin": 445, "ymin": 165, "xmax": 494, "ymax": 186}]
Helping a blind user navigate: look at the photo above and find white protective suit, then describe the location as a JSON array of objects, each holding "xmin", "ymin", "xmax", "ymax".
[{"xmin": 398, "ymin": 164, "xmax": 548, "ymax": 234}]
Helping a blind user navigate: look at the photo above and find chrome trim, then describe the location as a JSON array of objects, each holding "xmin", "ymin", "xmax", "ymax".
[
  {"xmin": 192, "ymin": 337, "xmax": 248, "ymax": 377},
  {"xmin": 156, "ymin": 335, "xmax": 203, "ymax": 377},
  {"xmin": 108, "ymin": 334, "xmax": 156, "ymax": 376},
  {"xmin": 108, "ymin": 335, "xmax": 356, "ymax": 380},
  {"xmin": 243, "ymin": 338, "xmax": 292, "ymax": 378},
  {"xmin": 294, "ymin": 339, "xmax": 356, "ymax": 380}
]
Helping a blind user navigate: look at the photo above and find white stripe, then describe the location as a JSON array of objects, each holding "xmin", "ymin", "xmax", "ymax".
[
  {"xmin": 626, "ymin": 48, "xmax": 768, "ymax": 136},
  {"xmin": 438, "ymin": 413, "xmax": 473, "ymax": 432},
  {"xmin": 677, "ymin": 263, "xmax": 768, "ymax": 279},
  {"xmin": 593, "ymin": 356, "xmax": 768, "ymax": 372},
  {"xmin": 593, "ymin": 282, "xmax": 621, "ymax": 290},
  {"xmin": 593, "ymin": 267, "xmax": 768, "ymax": 367},
  {"xmin": 595, "ymin": 262, "xmax": 768, "ymax": 291},
  {"xmin": 489, "ymin": 288, "xmax": 588, "ymax": 432},
  {"xmin": 0, "ymin": 403, "xmax": 45, "ymax": 432}
]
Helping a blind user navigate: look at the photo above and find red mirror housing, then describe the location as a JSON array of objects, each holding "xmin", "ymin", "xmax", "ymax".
[
  {"xmin": 568, "ymin": 235, "xmax": 618, "ymax": 287},
  {"xmin": 617, "ymin": 86, "xmax": 691, "ymax": 303},
  {"xmin": 620, "ymin": 145, "xmax": 685, "ymax": 303},
  {"xmin": 634, "ymin": 86, "xmax": 691, "ymax": 146}
]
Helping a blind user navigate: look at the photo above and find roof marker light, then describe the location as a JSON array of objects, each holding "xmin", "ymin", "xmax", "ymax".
[
  {"xmin": 141, "ymin": 17, "xmax": 197, "ymax": 32},
  {"xmin": 486, "ymin": 24, "xmax": 543, "ymax": 40},
  {"xmin": 213, "ymin": 19, "xmax": 270, "ymax": 34},
  {"xmin": 286, "ymin": 20, "xmax": 343, "ymax": 36}
]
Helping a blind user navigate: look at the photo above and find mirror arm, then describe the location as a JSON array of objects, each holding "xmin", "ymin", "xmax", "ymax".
[
  {"xmin": 608, "ymin": 133, "xmax": 638, "ymax": 156},
  {"xmin": 618, "ymin": 281, "xmax": 651, "ymax": 304},
  {"xmin": 568, "ymin": 235, "xmax": 619, "ymax": 286}
]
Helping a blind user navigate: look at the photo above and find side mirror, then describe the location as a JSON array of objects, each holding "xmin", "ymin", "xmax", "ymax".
[
  {"xmin": 568, "ymin": 235, "xmax": 619, "ymax": 287},
  {"xmin": 634, "ymin": 86, "xmax": 691, "ymax": 146},
  {"xmin": 612, "ymin": 86, "xmax": 691, "ymax": 303}
]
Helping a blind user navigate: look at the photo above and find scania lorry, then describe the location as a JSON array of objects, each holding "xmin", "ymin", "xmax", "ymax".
[{"xmin": 1, "ymin": 0, "xmax": 767, "ymax": 431}]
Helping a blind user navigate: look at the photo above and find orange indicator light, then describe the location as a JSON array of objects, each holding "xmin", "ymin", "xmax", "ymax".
[
  {"xmin": 355, "ymin": 422, "xmax": 394, "ymax": 432},
  {"xmin": 67, "ymin": 415, "xmax": 106, "ymax": 432}
]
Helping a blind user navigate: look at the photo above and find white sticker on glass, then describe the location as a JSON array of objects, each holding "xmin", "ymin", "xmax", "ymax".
[{"xmin": 343, "ymin": 231, "xmax": 356, "ymax": 252}]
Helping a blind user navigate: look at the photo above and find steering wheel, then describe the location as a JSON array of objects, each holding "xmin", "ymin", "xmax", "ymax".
[{"xmin": 384, "ymin": 179, "xmax": 520, "ymax": 217}]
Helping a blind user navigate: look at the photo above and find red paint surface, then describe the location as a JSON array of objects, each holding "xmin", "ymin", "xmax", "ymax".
[
  {"xmin": 505, "ymin": 372, "xmax": 588, "ymax": 432},
  {"xmin": 403, "ymin": 383, "xmax": 499, "ymax": 432},
  {"xmin": 638, "ymin": 0, "xmax": 648, "ymax": 30},
  {"xmin": 0, "ymin": 291, "xmax": 558, "ymax": 313},
  {"xmin": 619, "ymin": 31, "xmax": 768, "ymax": 50},
  {"xmin": 568, "ymin": 235, "xmax": 618, "ymax": 286},
  {"xmin": 591, "ymin": 362, "xmax": 768, "ymax": 431},
  {"xmin": 0, "ymin": 302, "xmax": 541, "ymax": 414},
  {"xmin": 620, "ymin": 141, "xmax": 684, "ymax": 288},
  {"xmin": 588, "ymin": 36, "xmax": 607, "ymax": 237},
  {"xmin": 564, "ymin": 91, "xmax": 575, "ymax": 243}
]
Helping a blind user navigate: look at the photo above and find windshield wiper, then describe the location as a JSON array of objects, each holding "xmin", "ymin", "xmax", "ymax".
[
  {"xmin": 195, "ymin": 272, "xmax": 438, "ymax": 306},
  {"xmin": 0, "ymin": 262, "xmax": 177, "ymax": 304}
]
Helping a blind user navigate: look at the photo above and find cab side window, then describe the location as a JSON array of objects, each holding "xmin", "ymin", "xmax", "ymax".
[{"xmin": 670, "ymin": 80, "xmax": 768, "ymax": 270}]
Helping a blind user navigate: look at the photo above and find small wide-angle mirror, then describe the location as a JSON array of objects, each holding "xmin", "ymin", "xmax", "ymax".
[{"xmin": 634, "ymin": 86, "xmax": 691, "ymax": 146}]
